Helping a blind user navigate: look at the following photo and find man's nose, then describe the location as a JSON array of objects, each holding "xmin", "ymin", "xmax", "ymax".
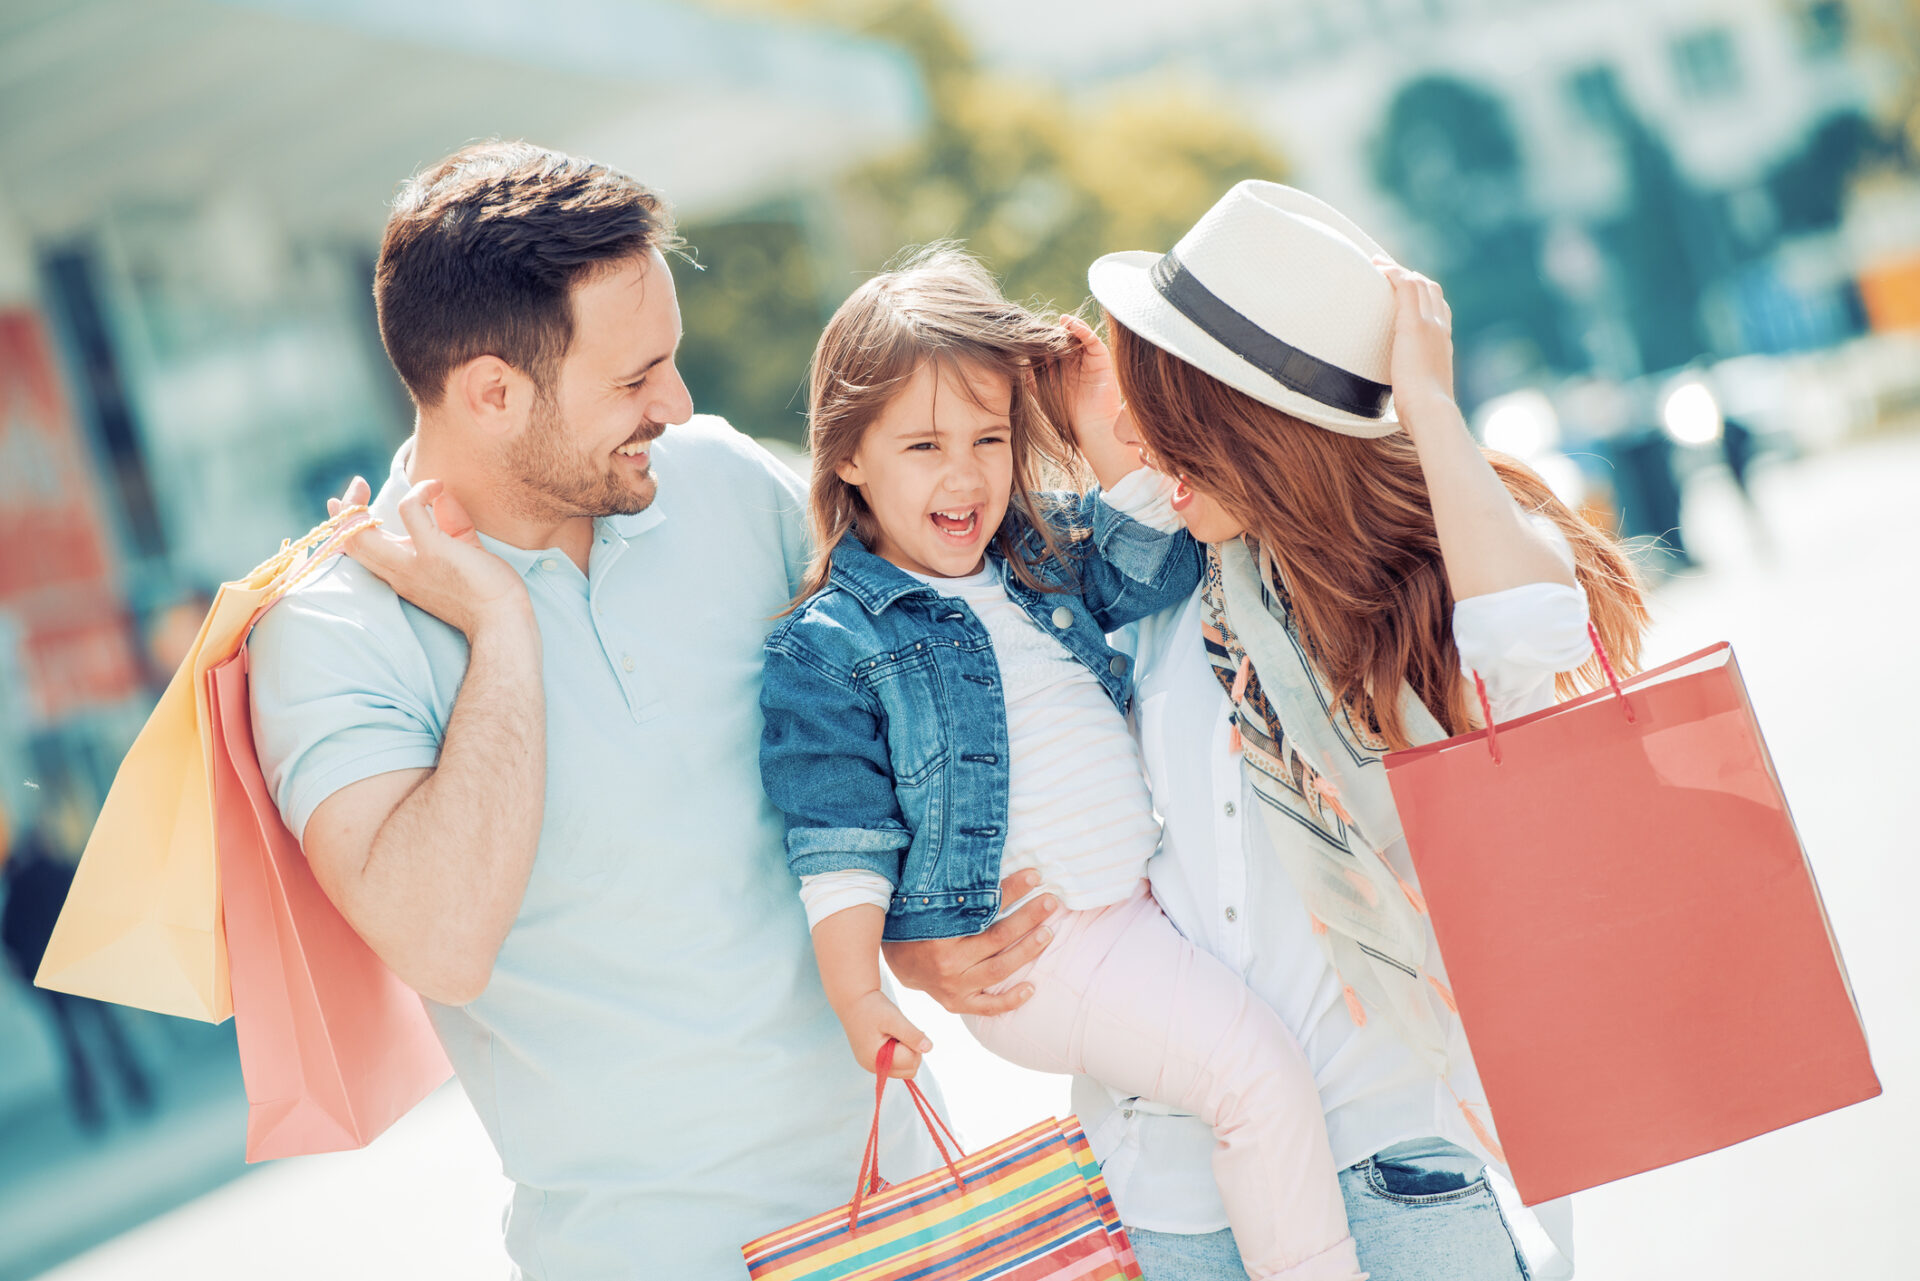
[{"xmin": 651, "ymin": 365, "xmax": 695, "ymax": 427}]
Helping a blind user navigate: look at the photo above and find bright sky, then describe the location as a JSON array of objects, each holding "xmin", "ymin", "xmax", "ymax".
[{"xmin": 946, "ymin": 0, "xmax": 1270, "ymax": 76}]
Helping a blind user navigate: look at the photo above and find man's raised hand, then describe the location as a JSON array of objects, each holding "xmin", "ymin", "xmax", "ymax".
[{"xmin": 331, "ymin": 477, "xmax": 532, "ymax": 640}]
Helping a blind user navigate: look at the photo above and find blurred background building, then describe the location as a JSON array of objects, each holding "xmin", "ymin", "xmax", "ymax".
[{"xmin": 2, "ymin": 1, "xmax": 1917, "ymax": 1277}]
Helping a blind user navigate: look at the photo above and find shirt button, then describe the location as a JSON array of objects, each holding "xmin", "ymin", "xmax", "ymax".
[
  {"xmin": 1224, "ymin": 906, "xmax": 1238, "ymax": 923},
  {"xmin": 1051, "ymin": 605, "xmax": 1074, "ymax": 629},
  {"xmin": 1109, "ymin": 655, "xmax": 1127, "ymax": 676},
  {"xmin": 621, "ymin": 655, "xmax": 635, "ymax": 672},
  {"xmin": 1224, "ymin": 801, "xmax": 1236, "ymax": 817},
  {"xmin": 541, "ymin": 558, "xmax": 558, "ymax": 571}
]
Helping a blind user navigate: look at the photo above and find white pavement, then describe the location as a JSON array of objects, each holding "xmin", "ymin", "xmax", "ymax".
[{"xmin": 44, "ymin": 433, "xmax": 1920, "ymax": 1280}]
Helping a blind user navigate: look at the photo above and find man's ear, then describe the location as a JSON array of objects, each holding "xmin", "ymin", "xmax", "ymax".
[{"xmin": 451, "ymin": 355, "xmax": 533, "ymax": 436}]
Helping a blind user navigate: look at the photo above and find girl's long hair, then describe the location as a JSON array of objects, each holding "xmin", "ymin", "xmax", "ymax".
[
  {"xmin": 1109, "ymin": 315, "xmax": 1648, "ymax": 749},
  {"xmin": 789, "ymin": 245, "xmax": 1085, "ymax": 611}
]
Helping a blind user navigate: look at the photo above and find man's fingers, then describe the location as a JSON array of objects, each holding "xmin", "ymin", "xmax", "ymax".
[
  {"xmin": 949, "ymin": 981, "xmax": 1036, "ymax": 1018},
  {"xmin": 998, "ymin": 868, "xmax": 1043, "ymax": 900},
  {"xmin": 968, "ymin": 919, "xmax": 1052, "ymax": 991},
  {"xmin": 394, "ymin": 481, "xmax": 444, "ymax": 546},
  {"xmin": 432, "ymin": 488, "xmax": 481, "ymax": 543},
  {"xmin": 980, "ymin": 888, "xmax": 1054, "ymax": 954},
  {"xmin": 336, "ymin": 525, "xmax": 409, "ymax": 580}
]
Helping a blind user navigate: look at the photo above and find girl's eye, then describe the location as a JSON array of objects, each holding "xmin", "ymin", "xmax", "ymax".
[
  {"xmin": 907, "ymin": 441, "xmax": 937, "ymax": 452},
  {"xmin": 977, "ymin": 434, "xmax": 1007, "ymax": 446}
]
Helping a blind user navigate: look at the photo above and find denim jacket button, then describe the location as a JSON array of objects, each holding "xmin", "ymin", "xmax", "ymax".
[
  {"xmin": 1109, "ymin": 655, "xmax": 1128, "ymax": 676},
  {"xmin": 1050, "ymin": 605, "xmax": 1073, "ymax": 629}
]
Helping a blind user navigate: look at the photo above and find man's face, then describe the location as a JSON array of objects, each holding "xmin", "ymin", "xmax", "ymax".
[{"xmin": 506, "ymin": 248, "xmax": 693, "ymax": 520}]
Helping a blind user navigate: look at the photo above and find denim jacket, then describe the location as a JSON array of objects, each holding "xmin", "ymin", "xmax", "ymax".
[{"xmin": 759, "ymin": 486, "xmax": 1204, "ymax": 941}]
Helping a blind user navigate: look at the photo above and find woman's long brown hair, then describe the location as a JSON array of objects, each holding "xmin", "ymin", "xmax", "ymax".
[
  {"xmin": 788, "ymin": 245, "xmax": 1086, "ymax": 611},
  {"xmin": 1109, "ymin": 316, "xmax": 1648, "ymax": 749}
]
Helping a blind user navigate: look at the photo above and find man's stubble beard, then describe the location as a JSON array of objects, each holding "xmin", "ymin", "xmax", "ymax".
[{"xmin": 506, "ymin": 389, "xmax": 659, "ymax": 522}]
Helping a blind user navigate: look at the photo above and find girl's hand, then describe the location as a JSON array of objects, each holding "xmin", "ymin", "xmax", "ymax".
[
  {"xmin": 839, "ymin": 990, "xmax": 932, "ymax": 1079},
  {"xmin": 1376, "ymin": 259, "xmax": 1457, "ymax": 430},
  {"xmin": 1057, "ymin": 315, "xmax": 1140, "ymax": 490}
]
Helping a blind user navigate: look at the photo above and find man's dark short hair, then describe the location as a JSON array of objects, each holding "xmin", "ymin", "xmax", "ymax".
[{"xmin": 375, "ymin": 141, "xmax": 679, "ymax": 407}]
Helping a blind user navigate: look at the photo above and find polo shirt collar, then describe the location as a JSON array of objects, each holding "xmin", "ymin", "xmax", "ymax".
[{"xmin": 381, "ymin": 438, "xmax": 667, "ymax": 579}]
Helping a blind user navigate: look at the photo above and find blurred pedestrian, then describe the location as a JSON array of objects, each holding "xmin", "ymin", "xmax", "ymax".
[{"xmin": 1, "ymin": 811, "xmax": 153, "ymax": 1133}]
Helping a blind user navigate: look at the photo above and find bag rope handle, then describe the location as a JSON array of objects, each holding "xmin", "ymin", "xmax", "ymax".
[
  {"xmin": 848, "ymin": 1039, "xmax": 967, "ymax": 1232},
  {"xmin": 1472, "ymin": 620, "xmax": 1635, "ymax": 765},
  {"xmin": 260, "ymin": 506, "xmax": 379, "ymax": 614}
]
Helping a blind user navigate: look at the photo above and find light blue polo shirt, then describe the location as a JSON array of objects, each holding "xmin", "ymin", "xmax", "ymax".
[{"xmin": 249, "ymin": 417, "xmax": 938, "ymax": 1279}]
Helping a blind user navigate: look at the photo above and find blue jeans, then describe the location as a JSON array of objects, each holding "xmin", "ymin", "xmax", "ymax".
[{"xmin": 1127, "ymin": 1139, "xmax": 1532, "ymax": 1280}]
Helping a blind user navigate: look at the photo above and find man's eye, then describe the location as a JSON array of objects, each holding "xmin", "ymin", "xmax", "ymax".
[{"xmin": 625, "ymin": 377, "xmax": 648, "ymax": 391}]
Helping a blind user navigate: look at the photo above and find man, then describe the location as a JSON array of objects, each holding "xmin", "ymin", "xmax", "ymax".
[{"xmin": 248, "ymin": 141, "xmax": 1016, "ymax": 1277}]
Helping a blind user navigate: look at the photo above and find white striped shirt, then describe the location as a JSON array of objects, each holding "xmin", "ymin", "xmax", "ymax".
[{"xmin": 800, "ymin": 471, "xmax": 1177, "ymax": 929}]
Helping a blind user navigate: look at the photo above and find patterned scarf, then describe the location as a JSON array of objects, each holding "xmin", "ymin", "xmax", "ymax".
[{"xmin": 1199, "ymin": 538, "xmax": 1463, "ymax": 1079}]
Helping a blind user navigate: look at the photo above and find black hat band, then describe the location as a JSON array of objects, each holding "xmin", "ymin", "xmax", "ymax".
[{"xmin": 1149, "ymin": 251, "xmax": 1391, "ymax": 420}]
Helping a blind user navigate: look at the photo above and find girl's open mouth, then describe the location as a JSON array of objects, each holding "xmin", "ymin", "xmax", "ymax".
[{"xmin": 930, "ymin": 508, "xmax": 980, "ymax": 539}]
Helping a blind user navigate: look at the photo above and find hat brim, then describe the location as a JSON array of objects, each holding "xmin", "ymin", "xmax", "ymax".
[{"xmin": 1089, "ymin": 250, "xmax": 1401, "ymax": 439}]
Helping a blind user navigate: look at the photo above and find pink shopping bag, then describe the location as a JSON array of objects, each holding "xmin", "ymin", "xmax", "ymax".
[
  {"xmin": 203, "ymin": 539, "xmax": 451, "ymax": 1161},
  {"xmin": 1383, "ymin": 631, "xmax": 1879, "ymax": 1204}
]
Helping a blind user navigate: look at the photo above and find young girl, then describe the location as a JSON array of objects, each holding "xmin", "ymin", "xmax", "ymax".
[{"xmin": 759, "ymin": 247, "xmax": 1366, "ymax": 1281}]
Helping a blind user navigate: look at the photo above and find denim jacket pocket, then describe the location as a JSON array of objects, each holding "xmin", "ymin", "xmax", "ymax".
[{"xmin": 863, "ymin": 648, "xmax": 951, "ymax": 786}]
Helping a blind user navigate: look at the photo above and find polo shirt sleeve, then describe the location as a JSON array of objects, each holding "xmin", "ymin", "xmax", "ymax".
[{"xmin": 247, "ymin": 567, "xmax": 445, "ymax": 843}]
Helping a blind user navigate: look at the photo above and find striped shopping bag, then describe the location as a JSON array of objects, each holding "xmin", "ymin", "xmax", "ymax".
[{"xmin": 742, "ymin": 1041, "xmax": 1143, "ymax": 1280}]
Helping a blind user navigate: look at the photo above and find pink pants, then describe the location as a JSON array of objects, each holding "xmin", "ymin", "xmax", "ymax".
[{"xmin": 962, "ymin": 885, "xmax": 1363, "ymax": 1281}]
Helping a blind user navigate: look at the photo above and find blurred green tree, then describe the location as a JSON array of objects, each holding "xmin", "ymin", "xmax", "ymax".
[{"xmin": 680, "ymin": 0, "xmax": 1286, "ymax": 443}]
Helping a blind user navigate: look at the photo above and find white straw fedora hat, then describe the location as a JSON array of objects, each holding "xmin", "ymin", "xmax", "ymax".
[{"xmin": 1089, "ymin": 180, "xmax": 1402, "ymax": 438}]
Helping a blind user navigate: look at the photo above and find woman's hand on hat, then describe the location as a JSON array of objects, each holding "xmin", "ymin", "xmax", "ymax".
[
  {"xmin": 1376, "ymin": 258, "xmax": 1457, "ymax": 430},
  {"xmin": 1058, "ymin": 314, "xmax": 1142, "ymax": 490}
]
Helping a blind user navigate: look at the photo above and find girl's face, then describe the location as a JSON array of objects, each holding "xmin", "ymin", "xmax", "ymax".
[{"xmin": 837, "ymin": 360, "xmax": 1015, "ymax": 578}]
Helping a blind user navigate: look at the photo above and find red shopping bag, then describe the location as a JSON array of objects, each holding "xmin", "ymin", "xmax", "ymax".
[
  {"xmin": 1384, "ymin": 631, "xmax": 1879, "ymax": 1205},
  {"xmin": 203, "ymin": 540, "xmax": 451, "ymax": 1161}
]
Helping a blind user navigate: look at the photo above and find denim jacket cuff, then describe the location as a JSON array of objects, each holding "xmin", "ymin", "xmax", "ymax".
[
  {"xmin": 1089, "ymin": 488, "xmax": 1178, "ymax": 584},
  {"xmin": 786, "ymin": 825, "xmax": 910, "ymax": 882}
]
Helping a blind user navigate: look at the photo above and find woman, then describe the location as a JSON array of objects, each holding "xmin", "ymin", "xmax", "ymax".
[{"xmin": 887, "ymin": 181, "xmax": 1646, "ymax": 1279}]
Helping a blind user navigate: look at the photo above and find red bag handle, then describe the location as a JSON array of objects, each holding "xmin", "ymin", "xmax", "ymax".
[
  {"xmin": 1474, "ymin": 621, "xmax": 1635, "ymax": 766},
  {"xmin": 848, "ymin": 1039, "xmax": 967, "ymax": 1232}
]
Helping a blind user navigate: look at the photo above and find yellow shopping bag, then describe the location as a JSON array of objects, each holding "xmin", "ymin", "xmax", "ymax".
[{"xmin": 35, "ymin": 508, "xmax": 375, "ymax": 1021}]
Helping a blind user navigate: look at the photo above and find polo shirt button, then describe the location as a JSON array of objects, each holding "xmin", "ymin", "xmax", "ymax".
[
  {"xmin": 621, "ymin": 655, "xmax": 635, "ymax": 672},
  {"xmin": 541, "ymin": 558, "xmax": 558, "ymax": 571},
  {"xmin": 1109, "ymin": 655, "xmax": 1127, "ymax": 676},
  {"xmin": 1051, "ymin": 606, "xmax": 1073, "ymax": 629}
]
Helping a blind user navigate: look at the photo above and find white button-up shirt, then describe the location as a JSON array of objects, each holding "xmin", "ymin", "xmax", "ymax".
[{"xmin": 1075, "ymin": 535, "xmax": 1588, "ymax": 1272}]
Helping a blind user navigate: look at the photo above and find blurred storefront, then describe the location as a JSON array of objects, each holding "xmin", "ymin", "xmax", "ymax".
[{"xmin": 0, "ymin": 2, "xmax": 919, "ymax": 1275}]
